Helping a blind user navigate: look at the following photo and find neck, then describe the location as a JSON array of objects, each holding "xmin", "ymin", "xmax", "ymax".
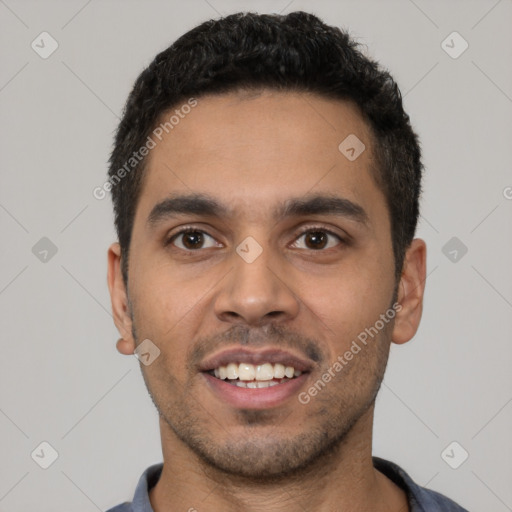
[{"xmin": 149, "ymin": 406, "xmax": 408, "ymax": 512}]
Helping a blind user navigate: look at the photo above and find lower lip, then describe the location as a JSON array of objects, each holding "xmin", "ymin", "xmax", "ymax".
[{"xmin": 202, "ymin": 372, "xmax": 309, "ymax": 409}]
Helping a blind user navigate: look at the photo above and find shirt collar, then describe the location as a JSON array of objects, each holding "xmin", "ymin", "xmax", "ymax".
[{"xmin": 130, "ymin": 458, "xmax": 452, "ymax": 512}]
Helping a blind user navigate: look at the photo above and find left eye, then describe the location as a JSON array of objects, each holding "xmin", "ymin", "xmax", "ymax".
[
  {"xmin": 170, "ymin": 230, "xmax": 219, "ymax": 250},
  {"xmin": 292, "ymin": 230, "xmax": 342, "ymax": 250}
]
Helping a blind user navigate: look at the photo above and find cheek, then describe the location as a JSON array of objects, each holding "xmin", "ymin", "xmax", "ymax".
[
  {"xmin": 132, "ymin": 248, "xmax": 206, "ymax": 315},
  {"xmin": 298, "ymin": 262, "xmax": 393, "ymax": 353},
  {"xmin": 129, "ymin": 260, "xmax": 222, "ymax": 369}
]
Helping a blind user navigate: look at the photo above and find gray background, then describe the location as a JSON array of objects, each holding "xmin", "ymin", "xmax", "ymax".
[{"xmin": 1, "ymin": 0, "xmax": 511, "ymax": 510}]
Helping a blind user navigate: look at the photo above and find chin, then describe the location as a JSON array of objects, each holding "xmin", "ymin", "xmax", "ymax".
[{"xmin": 183, "ymin": 426, "xmax": 348, "ymax": 482}]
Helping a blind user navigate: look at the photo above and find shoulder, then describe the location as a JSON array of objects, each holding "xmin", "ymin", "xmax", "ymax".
[
  {"xmin": 105, "ymin": 463, "xmax": 164, "ymax": 512},
  {"xmin": 105, "ymin": 504, "xmax": 132, "ymax": 512},
  {"xmin": 373, "ymin": 457, "xmax": 470, "ymax": 511}
]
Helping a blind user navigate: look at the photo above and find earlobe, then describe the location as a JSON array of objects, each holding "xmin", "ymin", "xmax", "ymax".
[
  {"xmin": 391, "ymin": 238, "xmax": 427, "ymax": 345},
  {"xmin": 107, "ymin": 242, "xmax": 136, "ymax": 355},
  {"xmin": 116, "ymin": 337, "xmax": 134, "ymax": 355}
]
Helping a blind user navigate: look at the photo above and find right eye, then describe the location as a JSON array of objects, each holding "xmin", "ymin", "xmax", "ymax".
[{"xmin": 168, "ymin": 228, "xmax": 221, "ymax": 251}]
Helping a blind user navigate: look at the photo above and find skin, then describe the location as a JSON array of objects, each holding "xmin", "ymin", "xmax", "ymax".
[{"xmin": 108, "ymin": 89, "xmax": 426, "ymax": 512}]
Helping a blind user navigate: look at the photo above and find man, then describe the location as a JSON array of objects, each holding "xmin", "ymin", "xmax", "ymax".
[{"xmin": 105, "ymin": 11, "xmax": 469, "ymax": 512}]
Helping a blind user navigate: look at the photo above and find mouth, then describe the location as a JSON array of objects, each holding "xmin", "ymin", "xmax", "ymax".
[
  {"xmin": 206, "ymin": 362, "xmax": 303, "ymax": 388},
  {"xmin": 199, "ymin": 348, "xmax": 313, "ymax": 409}
]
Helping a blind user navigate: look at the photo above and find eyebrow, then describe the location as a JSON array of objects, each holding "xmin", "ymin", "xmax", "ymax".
[
  {"xmin": 147, "ymin": 193, "xmax": 369, "ymax": 228},
  {"xmin": 277, "ymin": 194, "xmax": 369, "ymax": 226},
  {"xmin": 147, "ymin": 194, "xmax": 229, "ymax": 227}
]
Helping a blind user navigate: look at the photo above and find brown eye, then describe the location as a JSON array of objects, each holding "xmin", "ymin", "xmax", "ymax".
[
  {"xmin": 182, "ymin": 231, "xmax": 204, "ymax": 249},
  {"xmin": 304, "ymin": 231, "xmax": 328, "ymax": 249},
  {"xmin": 170, "ymin": 230, "xmax": 219, "ymax": 250},
  {"xmin": 292, "ymin": 229, "xmax": 342, "ymax": 250}
]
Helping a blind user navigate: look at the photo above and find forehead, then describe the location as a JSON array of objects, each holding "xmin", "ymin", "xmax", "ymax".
[{"xmin": 136, "ymin": 90, "xmax": 386, "ymax": 227}]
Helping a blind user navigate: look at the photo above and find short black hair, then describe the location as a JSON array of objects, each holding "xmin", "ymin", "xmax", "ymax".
[{"xmin": 108, "ymin": 11, "xmax": 422, "ymax": 284}]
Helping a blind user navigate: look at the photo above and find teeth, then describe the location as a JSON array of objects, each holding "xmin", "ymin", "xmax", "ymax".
[
  {"xmin": 273, "ymin": 363, "xmax": 285, "ymax": 378},
  {"xmin": 212, "ymin": 362, "xmax": 303, "ymax": 382},
  {"xmin": 232, "ymin": 379, "xmax": 289, "ymax": 388},
  {"xmin": 256, "ymin": 380, "xmax": 280, "ymax": 388},
  {"xmin": 256, "ymin": 363, "xmax": 273, "ymax": 381},
  {"xmin": 238, "ymin": 363, "xmax": 256, "ymax": 381},
  {"xmin": 226, "ymin": 363, "xmax": 239, "ymax": 379}
]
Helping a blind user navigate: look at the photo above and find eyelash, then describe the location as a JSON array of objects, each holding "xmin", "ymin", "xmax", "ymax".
[{"xmin": 166, "ymin": 225, "xmax": 346, "ymax": 251}]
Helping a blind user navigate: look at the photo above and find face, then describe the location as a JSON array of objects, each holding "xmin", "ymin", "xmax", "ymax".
[{"xmin": 108, "ymin": 89, "xmax": 425, "ymax": 480}]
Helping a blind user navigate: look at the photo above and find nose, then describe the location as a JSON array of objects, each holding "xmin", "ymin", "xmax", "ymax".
[{"xmin": 213, "ymin": 243, "xmax": 300, "ymax": 327}]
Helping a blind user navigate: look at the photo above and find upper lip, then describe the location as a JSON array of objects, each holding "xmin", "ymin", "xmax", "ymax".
[{"xmin": 198, "ymin": 347, "xmax": 315, "ymax": 373}]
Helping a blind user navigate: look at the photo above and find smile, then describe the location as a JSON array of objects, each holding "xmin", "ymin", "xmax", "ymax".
[
  {"xmin": 209, "ymin": 362, "xmax": 302, "ymax": 388},
  {"xmin": 199, "ymin": 348, "xmax": 313, "ymax": 409}
]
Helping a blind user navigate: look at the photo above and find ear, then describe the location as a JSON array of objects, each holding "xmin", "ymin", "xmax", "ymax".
[
  {"xmin": 391, "ymin": 238, "xmax": 427, "ymax": 345},
  {"xmin": 107, "ymin": 242, "xmax": 135, "ymax": 355}
]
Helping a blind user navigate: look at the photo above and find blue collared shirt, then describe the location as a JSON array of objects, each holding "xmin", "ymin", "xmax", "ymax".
[{"xmin": 106, "ymin": 457, "xmax": 470, "ymax": 511}]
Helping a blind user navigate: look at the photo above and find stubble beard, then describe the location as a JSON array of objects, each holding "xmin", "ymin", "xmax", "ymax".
[
  {"xmin": 138, "ymin": 331, "xmax": 391, "ymax": 483},
  {"xmin": 129, "ymin": 287, "xmax": 396, "ymax": 482}
]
